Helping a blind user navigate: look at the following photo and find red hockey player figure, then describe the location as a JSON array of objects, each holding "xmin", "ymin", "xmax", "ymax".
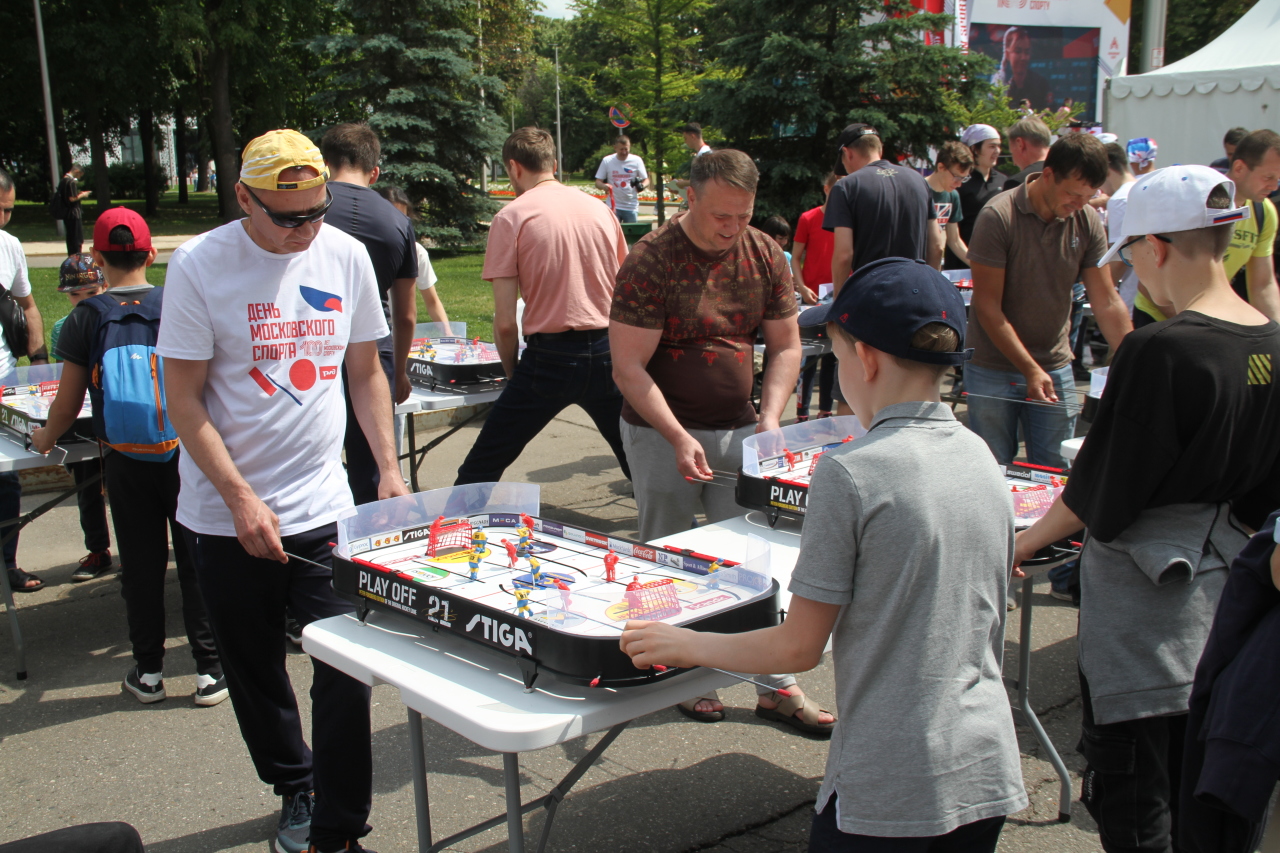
[
  {"xmin": 429, "ymin": 515, "xmax": 445, "ymax": 541},
  {"xmin": 527, "ymin": 555, "xmax": 544, "ymax": 585},
  {"xmin": 603, "ymin": 548, "xmax": 620, "ymax": 583},
  {"xmin": 467, "ymin": 550, "xmax": 481, "ymax": 581},
  {"xmin": 552, "ymin": 578, "xmax": 572, "ymax": 610},
  {"xmin": 502, "ymin": 538, "xmax": 519, "ymax": 568},
  {"xmin": 625, "ymin": 575, "xmax": 644, "ymax": 616},
  {"xmin": 783, "ymin": 448, "xmax": 798, "ymax": 472},
  {"xmin": 519, "ymin": 513, "xmax": 536, "ymax": 537}
]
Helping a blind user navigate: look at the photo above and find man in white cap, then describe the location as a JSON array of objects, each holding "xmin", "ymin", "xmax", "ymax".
[
  {"xmin": 158, "ymin": 129, "xmax": 406, "ymax": 853},
  {"xmin": 954, "ymin": 125, "xmax": 1007, "ymax": 270},
  {"xmin": 1014, "ymin": 164, "xmax": 1280, "ymax": 853}
]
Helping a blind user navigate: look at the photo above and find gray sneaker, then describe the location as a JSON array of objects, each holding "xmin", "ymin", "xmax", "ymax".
[{"xmin": 275, "ymin": 790, "xmax": 314, "ymax": 853}]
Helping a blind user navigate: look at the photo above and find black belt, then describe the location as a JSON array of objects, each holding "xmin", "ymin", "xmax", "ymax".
[{"xmin": 525, "ymin": 329, "xmax": 609, "ymax": 343}]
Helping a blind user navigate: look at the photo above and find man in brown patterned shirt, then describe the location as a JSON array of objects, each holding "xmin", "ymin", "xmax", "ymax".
[{"xmin": 612, "ymin": 151, "xmax": 832, "ymax": 734}]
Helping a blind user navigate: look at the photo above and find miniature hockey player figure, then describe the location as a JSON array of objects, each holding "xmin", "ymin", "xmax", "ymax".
[
  {"xmin": 467, "ymin": 551, "xmax": 481, "ymax": 581},
  {"xmin": 706, "ymin": 559, "xmax": 722, "ymax": 590},
  {"xmin": 603, "ymin": 548, "xmax": 620, "ymax": 583},
  {"xmin": 429, "ymin": 515, "xmax": 445, "ymax": 541},
  {"xmin": 527, "ymin": 555, "xmax": 544, "ymax": 585},
  {"xmin": 516, "ymin": 525, "xmax": 532, "ymax": 556},
  {"xmin": 784, "ymin": 448, "xmax": 798, "ymax": 472},
  {"xmin": 519, "ymin": 513, "xmax": 536, "ymax": 537},
  {"xmin": 625, "ymin": 575, "xmax": 644, "ymax": 617},
  {"xmin": 553, "ymin": 578, "xmax": 573, "ymax": 610},
  {"xmin": 502, "ymin": 538, "xmax": 519, "ymax": 568},
  {"xmin": 513, "ymin": 588, "xmax": 532, "ymax": 619},
  {"xmin": 471, "ymin": 522, "xmax": 487, "ymax": 554}
]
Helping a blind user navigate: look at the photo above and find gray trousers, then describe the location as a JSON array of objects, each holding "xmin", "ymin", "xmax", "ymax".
[{"xmin": 622, "ymin": 419, "xmax": 796, "ymax": 696}]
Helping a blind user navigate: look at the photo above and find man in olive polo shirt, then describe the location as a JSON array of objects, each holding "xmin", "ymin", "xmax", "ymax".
[{"xmin": 966, "ymin": 133, "xmax": 1131, "ymax": 469}]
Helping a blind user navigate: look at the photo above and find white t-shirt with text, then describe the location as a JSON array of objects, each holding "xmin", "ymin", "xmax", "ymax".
[
  {"xmin": 1106, "ymin": 181, "xmax": 1140, "ymax": 311},
  {"xmin": 0, "ymin": 230, "xmax": 32, "ymax": 376},
  {"xmin": 157, "ymin": 221, "xmax": 389, "ymax": 537},
  {"xmin": 414, "ymin": 242, "xmax": 438, "ymax": 291},
  {"xmin": 595, "ymin": 154, "xmax": 648, "ymax": 212}
]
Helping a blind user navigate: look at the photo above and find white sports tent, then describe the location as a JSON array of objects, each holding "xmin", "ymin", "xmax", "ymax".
[{"xmin": 1106, "ymin": 0, "xmax": 1280, "ymax": 166}]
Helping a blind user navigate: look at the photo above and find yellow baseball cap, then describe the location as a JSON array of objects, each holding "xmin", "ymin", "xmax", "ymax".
[{"xmin": 239, "ymin": 129, "xmax": 328, "ymax": 191}]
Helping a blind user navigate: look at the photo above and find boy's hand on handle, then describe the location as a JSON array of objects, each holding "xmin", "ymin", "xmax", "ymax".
[
  {"xmin": 231, "ymin": 494, "xmax": 287, "ymax": 563},
  {"xmin": 30, "ymin": 426, "xmax": 54, "ymax": 455},
  {"xmin": 620, "ymin": 620, "xmax": 697, "ymax": 670},
  {"xmin": 1024, "ymin": 368, "xmax": 1059, "ymax": 403},
  {"xmin": 1011, "ymin": 529, "xmax": 1039, "ymax": 578}
]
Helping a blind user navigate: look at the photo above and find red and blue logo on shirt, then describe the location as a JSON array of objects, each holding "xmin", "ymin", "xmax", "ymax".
[{"xmin": 299, "ymin": 286, "xmax": 343, "ymax": 313}]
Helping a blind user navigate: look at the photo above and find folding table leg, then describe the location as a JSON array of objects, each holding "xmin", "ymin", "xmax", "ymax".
[
  {"xmin": 503, "ymin": 753, "xmax": 526, "ymax": 853},
  {"xmin": 0, "ymin": 559, "xmax": 24, "ymax": 680},
  {"xmin": 406, "ymin": 709, "xmax": 433, "ymax": 852},
  {"xmin": 1018, "ymin": 574, "xmax": 1072, "ymax": 822}
]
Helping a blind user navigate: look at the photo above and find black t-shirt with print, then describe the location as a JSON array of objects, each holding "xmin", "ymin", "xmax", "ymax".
[
  {"xmin": 822, "ymin": 160, "xmax": 935, "ymax": 275},
  {"xmin": 1063, "ymin": 311, "xmax": 1280, "ymax": 541}
]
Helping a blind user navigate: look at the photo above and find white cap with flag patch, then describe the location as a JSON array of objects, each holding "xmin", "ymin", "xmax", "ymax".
[{"xmin": 1098, "ymin": 165, "xmax": 1251, "ymax": 266}]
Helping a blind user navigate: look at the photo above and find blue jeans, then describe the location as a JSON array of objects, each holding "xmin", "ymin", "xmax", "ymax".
[
  {"xmin": 614, "ymin": 209, "xmax": 638, "ymax": 223},
  {"xmin": 0, "ymin": 471, "xmax": 20, "ymax": 568},
  {"xmin": 964, "ymin": 362, "xmax": 1077, "ymax": 469},
  {"xmin": 455, "ymin": 335, "xmax": 630, "ymax": 485}
]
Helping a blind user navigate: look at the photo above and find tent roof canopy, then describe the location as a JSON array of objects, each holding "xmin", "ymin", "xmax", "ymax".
[{"xmin": 1112, "ymin": 0, "xmax": 1280, "ymax": 98}]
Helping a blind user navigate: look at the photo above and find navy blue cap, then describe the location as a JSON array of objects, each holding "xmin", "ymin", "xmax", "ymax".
[{"xmin": 797, "ymin": 258, "xmax": 972, "ymax": 366}]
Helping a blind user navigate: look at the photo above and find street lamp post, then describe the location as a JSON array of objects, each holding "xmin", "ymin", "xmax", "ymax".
[
  {"xmin": 554, "ymin": 46, "xmax": 563, "ymax": 183},
  {"xmin": 33, "ymin": 0, "xmax": 63, "ymax": 236}
]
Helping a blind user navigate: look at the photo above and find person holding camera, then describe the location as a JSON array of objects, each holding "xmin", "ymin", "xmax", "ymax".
[{"xmin": 594, "ymin": 136, "xmax": 649, "ymax": 223}]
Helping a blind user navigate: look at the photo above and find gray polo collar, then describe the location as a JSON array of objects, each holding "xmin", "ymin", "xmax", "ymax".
[{"xmin": 867, "ymin": 401, "xmax": 957, "ymax": 432}]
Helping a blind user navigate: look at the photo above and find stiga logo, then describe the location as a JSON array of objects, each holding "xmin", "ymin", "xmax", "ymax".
[
  {"xmin": 402, "ymin": 524, "xmax": 433, "ymax": 543},
  {"xmin": 464, "ymin": 613, "xmax": 534, "ymax": 654}
]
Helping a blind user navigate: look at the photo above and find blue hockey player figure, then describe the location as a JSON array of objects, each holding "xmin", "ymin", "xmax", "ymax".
[
  {"xmin": 468, "ymin": 550, "xmax": 481, "ymax": 581},
  {"xmin": 513, "ymin": 588, "xmax": 532, "ymax": 619},
  {"xmin": 471, "ymin": 522, "xmax": 487, "ymax": 555},
  {"xmin": 527, "ymin": 555, "xmax": 544, "ymax": 586},
  {"xmin": 706, "ymin": 559, "xmax": 722, "ymax": 591}
]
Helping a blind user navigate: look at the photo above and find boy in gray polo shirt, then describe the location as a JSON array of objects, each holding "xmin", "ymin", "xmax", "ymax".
[{"xmin": 620, "ymin": 258, "xmax": 1027, "ymax": 851}]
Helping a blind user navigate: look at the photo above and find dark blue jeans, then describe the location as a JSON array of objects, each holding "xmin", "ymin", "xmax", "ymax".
[
  {"xmin": 343, "ymin": 343, "xmax": 395, "ymax": 506},
  {"xmin": 455, "ymin": 336, "xmax": 630, "ymax": 485}
]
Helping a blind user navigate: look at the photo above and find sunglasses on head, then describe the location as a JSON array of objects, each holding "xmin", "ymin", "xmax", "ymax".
[{"xmin": 243, "ymin": 184, "xmax": 332, "ymax": 228}]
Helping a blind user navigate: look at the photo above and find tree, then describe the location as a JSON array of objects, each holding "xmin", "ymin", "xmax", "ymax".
[
  {"xmin": 576, "ymin": 0, "xmax": 709, "ymax": 223},
  {"xmin": 312, "ymin": 0, "xmax": 508, "ymax": 244},
  {"xmin": 697, "ymin": 0, "xmax": 993, "ymax": 220},
  {"xmin": 1130, "ymin": 0, "xmax": 1258, "ymax": 69}
]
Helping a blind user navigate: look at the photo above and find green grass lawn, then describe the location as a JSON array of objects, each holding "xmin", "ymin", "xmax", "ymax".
[
  {"xmin": 26, "ymin": 252, "xmax": 494, "ymax": 358},
  {"xmin": 9, "ymin": 192, "xmax": 226, "ymax": 244}
]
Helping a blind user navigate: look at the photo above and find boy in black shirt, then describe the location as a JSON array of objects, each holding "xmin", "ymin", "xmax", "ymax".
[{"xmin": 1015, "ymin": 165, "xmax": 1280, "ymax": 853}]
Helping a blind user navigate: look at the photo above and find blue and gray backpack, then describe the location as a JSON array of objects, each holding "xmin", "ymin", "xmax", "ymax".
[{"xmin": 84, "ymin": 288, "xmax": 178, "ymax": 461}]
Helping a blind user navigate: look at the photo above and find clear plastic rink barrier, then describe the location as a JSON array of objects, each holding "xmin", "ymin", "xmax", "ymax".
[
  {"xmin": 741, "ymin": 415, "xmax": 868, "ymax": 477},
  {"xmin": 413, "ymin": 321, "xmax": 466, "ymax": 339},
  {"xmin": 0, "ymin": 363, "xmax": 67, "ymax": 388},
  {"xmin": 336, "ymin": 482, "xmax": 540, "ymax": 557}
]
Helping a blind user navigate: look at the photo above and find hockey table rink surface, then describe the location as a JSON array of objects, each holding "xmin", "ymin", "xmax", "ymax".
[
  {"xmin": 410, "ymin": 336, "xmax": 502, "ymax": 365},
  {"xmin": 353, "ymin": 519, "xmax": 773, "ymax": 639}
]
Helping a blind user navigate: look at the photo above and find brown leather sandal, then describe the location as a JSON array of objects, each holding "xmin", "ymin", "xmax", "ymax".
[
  {"xmin": 754, "ymin": 690, "xmax": 835, "ymax": 737},
  {"xmin": 676, "ymin": 691, "xmax": 725, "ymax": 723}
]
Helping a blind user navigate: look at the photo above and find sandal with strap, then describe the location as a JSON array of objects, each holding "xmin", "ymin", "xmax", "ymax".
[
  {"xmin": 755, "ymin": 690, "xmax": 836, "ymax": 737},
  {"xmin": 676, "ymin": 691, "xmax": 725, "ymax": 723},
  {"xmin": 7, "ymin": 567, "xmax": 45, "ymax": 593}
]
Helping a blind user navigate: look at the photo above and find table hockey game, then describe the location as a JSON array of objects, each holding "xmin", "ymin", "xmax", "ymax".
[
  {"xmin": 406, "ymin": 322, "xmax": 507, "ymax": 389},
  {"xmin": 0, "ymin": 365, "xmax": 94, "ymax": 445},
  {"xmin": 330, "ymin": 485, "xmax": 781, "ymax": 690}
]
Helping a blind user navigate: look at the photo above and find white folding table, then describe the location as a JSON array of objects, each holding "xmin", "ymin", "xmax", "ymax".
[
  {"xmin": 303, "ymin": 611, "xmax": 733, "ymax": 853},
  {"xmin": 0, "ymin": 434, "xmax": 105, "ymax": 680}
]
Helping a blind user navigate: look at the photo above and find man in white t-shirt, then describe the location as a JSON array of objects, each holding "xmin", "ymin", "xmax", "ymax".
[
  {"xmin": 0, "ymin": 169, "xmax": 48, "ymax": 594},
  {"xmin": 158, "ymin": 130, "xmax": 406, "ymax": 853},
  {"xmin": 594, "ymin": 135, "xmax": 649, "ymax": 223}
]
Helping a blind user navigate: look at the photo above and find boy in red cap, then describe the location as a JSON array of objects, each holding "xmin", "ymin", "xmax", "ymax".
[{"xmin": 34, "ymin": 208, "xmax": 225, "ymax": 710}]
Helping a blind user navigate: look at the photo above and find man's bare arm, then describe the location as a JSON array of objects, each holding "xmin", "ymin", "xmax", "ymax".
[
  {"xmin": 758, "ymin": 316, "xmax": 802, "ymax": 433},
  {"xmin": 1081, "ymin": 265, "xmax": 1132, "ymax": 353},
  {"xmin": 610, "ymin": 320, "xmax": 711, "ymax": 480},
  {"xmin": 30, "ymin": 361, "xmax": 90, "ymax": 453},
  {"xmin": 390, "ymin": 277, "xmax": 416, "ymax": 405},
  {"xmin": 164, "ymin": 356, "xmax": 287, "ymax": 562},
  {"xmin": 492, "ymin": 276, "xmax": 520, "ymax": 378},
  {"xmin": 945, "ymin": 223, "xmax": 969, "ymax": 267},
  {"xmin": 926, "ymin": 223, "xmax": 945, "ymax": 269},
  {"xmin": 418, "ymin": 286, "xmax": 451, "ymax": 333},
  {"xmin": 1246, "ymin": 255, "xmax": 1280, "ymax": 320},
  {"xmin": 16, "ymin": 294, "xmax": 45, "ymax": 361},
  {"xmin": 831, "ymin": 227, "xmax": 853, "ymax": 294},
  {"xmin": 970, "ymin": 262, "xmax": 1058, "ymax": 401},
  {"xmin": 346, "ymin": 340, "xmax": 408, "ymax": 501}
]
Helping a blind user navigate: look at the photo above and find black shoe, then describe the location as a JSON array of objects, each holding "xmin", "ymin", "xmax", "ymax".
[
  {"xmin": 122, "ymin": 666, "xmax": 165, "ymax": 704},
  {"xmin": 308, "ymin": 843, "xmax": 377, "ymax": 853},
  {"xmin": 285, "ymin": 616, "xmax": 304, "ymax": 646},
  {"xmin": 194, "ymin": 673, "xmax": 229, "ymax": 707},
  {"xmin": 275, "ymin": 790, "xmax": 314, "ymax": 853},
  {"xmin": 71, "ymin": 550, "xmax": 114, "ymax": 582}
]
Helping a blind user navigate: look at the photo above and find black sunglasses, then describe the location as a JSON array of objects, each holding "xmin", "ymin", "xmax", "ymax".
[
  {"xmin": 243, "ymin": 184, "xmax": 332, "ymax": 229},
  {"xmin": 1118, "ymin": 233, "xmax": 1173, "ymax": 267}
]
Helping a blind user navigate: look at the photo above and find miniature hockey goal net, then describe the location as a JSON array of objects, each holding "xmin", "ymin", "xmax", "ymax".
[
  {"xmin": 626, "ymin": 579, "xmax": 682, "ymax": 620},
  {"xmin": 427, "ymin": 518, "xmax": 474, "ymax": 557}
]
